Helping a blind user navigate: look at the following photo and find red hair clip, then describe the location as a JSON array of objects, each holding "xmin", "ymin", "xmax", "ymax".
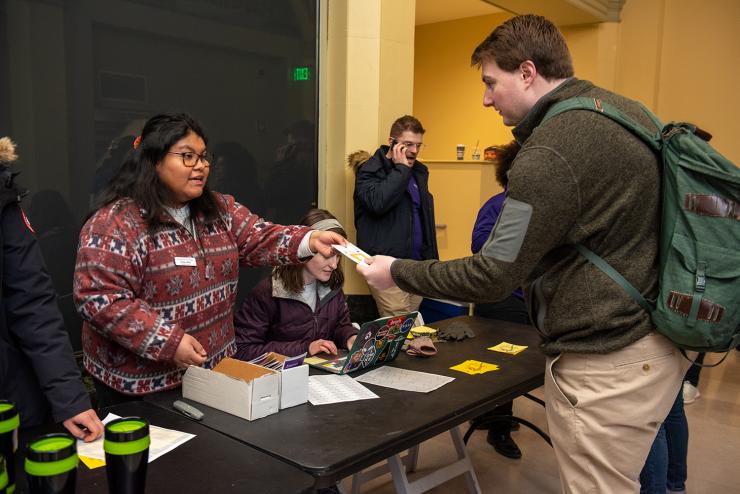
[{"xmin": 133, "ymin": 135, "xmax": 142, "ymax": 150}]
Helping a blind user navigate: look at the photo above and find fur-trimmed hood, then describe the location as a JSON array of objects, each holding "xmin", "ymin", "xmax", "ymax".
[
  {"xmin": 0, "ymin": 137, "xmax": 18, "ymax": 165},
  {"xmin": 347, "ymin": 150, "xmax": 371, "ymax": 175}
]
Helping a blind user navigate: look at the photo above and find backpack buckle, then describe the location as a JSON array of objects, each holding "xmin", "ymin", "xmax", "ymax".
[{"xmin": 695, "ymin": 262, "xmax": 706, "ymax": 292}]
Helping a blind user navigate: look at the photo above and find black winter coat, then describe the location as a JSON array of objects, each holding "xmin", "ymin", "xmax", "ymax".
[
  {"xmin": 353, "ymin": 147, "xmax": 438, "ymax": 260},
  {"xmin": 0, "ymin": 166, "xmax": 90, "ymax": 428}
]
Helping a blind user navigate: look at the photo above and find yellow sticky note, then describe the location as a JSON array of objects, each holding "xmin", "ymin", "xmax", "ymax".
[
  {"xmin": 304, "ymin": 357, "xmax": 326, "ymax": 365},
  {"xmin": 450, "ymin": 360, "xmax": 499, "ymax": 375},
  {"xmin": 488, "ymin": 342, "xmax": 528, "ymax": 355},
  {"xmin": 79, "ymin": 455, "xmax": 106, "ymax": 469}
]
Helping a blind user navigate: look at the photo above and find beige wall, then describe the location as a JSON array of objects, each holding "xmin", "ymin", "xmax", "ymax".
[
  {"xmin": 320, "ymin": 0, "xmax": 416, "ymax": 295},
  {"xmin": 324, "ymin": 0, "xmax": 739, "ymax": 293},
  {"xmin": 413, "ymin": 0, "xmax": 740, "ymax": 162}
]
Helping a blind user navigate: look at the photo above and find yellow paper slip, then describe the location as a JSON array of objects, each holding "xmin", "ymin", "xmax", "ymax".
[
  {"xmin": 79, "ymin": 455, "xmax": 106, "ymax": 469},
  {"xmin": 450, "ymin": 360, "xmax": 499, "ymax": 375},
  {"xmin": 304, "ymin": 356, "xmax": 326, "ymax": 365},
  {"xmin": 488, "ymin": 342, "xmax": 528, "ymax": 355}
]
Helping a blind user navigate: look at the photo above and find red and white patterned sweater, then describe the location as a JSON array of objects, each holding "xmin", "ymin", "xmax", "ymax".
[{"xmin": 74, "ymin": 193, "xmax": 310, "ymax": 395}]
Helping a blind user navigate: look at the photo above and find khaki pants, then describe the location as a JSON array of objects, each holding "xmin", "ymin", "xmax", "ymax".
[
  {"xmin": 545, "ymin": 332, "xmax": 690, "ymax": 494},
  {"xmin": 368, "ymin": 285, "xmax": 424, "ymax": 326}
]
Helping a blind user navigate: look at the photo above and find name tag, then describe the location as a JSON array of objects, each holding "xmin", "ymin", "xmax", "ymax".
[{"xmin": 174, "ymin": 256, "xmax": 197, "ymax": 267}]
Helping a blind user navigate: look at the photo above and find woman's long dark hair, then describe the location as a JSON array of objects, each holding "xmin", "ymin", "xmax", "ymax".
[{"xmin": 93, "ymin": 113, "xmax": 222, "ymax": 229}]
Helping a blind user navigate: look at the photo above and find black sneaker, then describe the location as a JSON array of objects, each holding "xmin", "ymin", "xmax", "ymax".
[{"xmin": 487, "ymin": 431, "xmax": 522, "ymax": 459}]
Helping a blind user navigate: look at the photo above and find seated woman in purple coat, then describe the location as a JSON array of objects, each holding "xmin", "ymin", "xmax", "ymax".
[{"xmin": 234, "ymin": 209, "xmax": 358, "ymax": 360}]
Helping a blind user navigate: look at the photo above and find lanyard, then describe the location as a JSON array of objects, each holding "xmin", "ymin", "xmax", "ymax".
[{"xmin": 190, "ymin": 218, "xmax": 213, "ymax": 280}]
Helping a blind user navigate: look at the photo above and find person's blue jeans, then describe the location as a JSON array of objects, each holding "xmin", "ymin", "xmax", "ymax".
[{"xmin": 640, "ymin": 390, "xmax": 688, "ymax": 493}]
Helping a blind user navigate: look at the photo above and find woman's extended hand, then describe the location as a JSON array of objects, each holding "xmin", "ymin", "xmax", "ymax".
[
  {"xmin": 309, "ymin": 231, "xmax": 346, "ymax": 258},
  {"xmin": 174, "ymin": 334, "xmax": 207, "ymax": 368}
]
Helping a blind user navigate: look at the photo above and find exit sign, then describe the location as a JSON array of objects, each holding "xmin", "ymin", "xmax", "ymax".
[{"xmin": 293, "ymin": 67, "xmax": 310, "ymax": 81}]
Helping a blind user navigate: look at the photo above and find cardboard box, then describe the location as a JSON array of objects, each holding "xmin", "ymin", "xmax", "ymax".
[
  {"xmin": 182, "ymin": 358, "xmax": 280, "ymax": 421},
  {"xmin": 261, "ymin": 353, "xmax": 309, "ymax": 409}
]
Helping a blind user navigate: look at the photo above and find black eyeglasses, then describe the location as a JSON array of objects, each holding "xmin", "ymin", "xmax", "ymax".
[
  {"xmin": 390, "ymin": 139, "xmax": 424, "ymax": 151},
  {"xmin": 167, "ymin": 151, "xmax": 211, "ymax": 167}
]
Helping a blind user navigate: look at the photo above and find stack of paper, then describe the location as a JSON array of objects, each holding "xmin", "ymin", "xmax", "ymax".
[
  {"xmin": 308, "ymin": 375, "xmax": 378, "ymax": 405},
  {"xmin": 249, "ymin": 352, "xmax": 306, "ymax": 370},
  {"xmin": 76, "ymin": 413, "xmax": 195, "ymax": 469}
]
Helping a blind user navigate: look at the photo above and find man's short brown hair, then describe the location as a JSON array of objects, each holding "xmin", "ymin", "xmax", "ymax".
[
  {"xmin": 390, "ymin": 115, "xmax": 425, "ymax": 138},
  {"xmin": 471, "ymin": 15, "xmax": 573, "ymax": 80}
]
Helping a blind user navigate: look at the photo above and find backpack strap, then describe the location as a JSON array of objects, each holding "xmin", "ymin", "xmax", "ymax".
[
  {"xmin": 574, "ymin": 244, "xmax": 653, "ymax": 314},
  {"xmin": 542, "ymin": 97, "xmax": 663, "ymax": 152}
]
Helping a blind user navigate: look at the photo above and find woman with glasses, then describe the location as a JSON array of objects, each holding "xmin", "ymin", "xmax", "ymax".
[{"xmin": 74, "ymin": 113, "xmax": 343, "ymax": 407}]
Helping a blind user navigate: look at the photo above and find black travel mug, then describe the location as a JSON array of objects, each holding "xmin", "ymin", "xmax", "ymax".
[
  {"xmin": 1, "ymin": 454, "xmax": 8, "ymax": 494},
  {"xmin": 0, "ymin": 401, "xmax": 19, "ymax": 494},
  {"xmin": 24, "ymin": 433, "xmax": 78, "ymax": 494},
  {"xmin": 103, "ymin": 417, "xmax": 149, "ymax": 494}
]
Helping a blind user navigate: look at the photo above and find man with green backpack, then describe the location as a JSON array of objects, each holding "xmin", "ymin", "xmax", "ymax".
[{"xmin": 358, "ymin": 14, "xmax": 739, "ymax": 494}]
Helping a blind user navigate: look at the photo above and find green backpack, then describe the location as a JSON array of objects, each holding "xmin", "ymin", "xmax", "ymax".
[{"xmin": 543, "ymin": 97, "xmax": 740, "ymax": 361}]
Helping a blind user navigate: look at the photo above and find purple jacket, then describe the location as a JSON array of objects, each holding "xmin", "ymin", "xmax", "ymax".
[
  {"xmin": 472, "ymin": 191, "xmax": 524, "ymax": 301},
  {"xmin": 233, "ymin": 276, "xmax": 357, "ymax": 361}
]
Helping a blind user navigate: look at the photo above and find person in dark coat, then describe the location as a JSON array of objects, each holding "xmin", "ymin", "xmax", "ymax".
[
  {"xmin": 0, "ymin": 137, "xmax": 102, "ymax": 441},
  {"xmin": 352, "ymin": 115, "xmax": 437, "ymax": 321},
  {"xmin": 234, "ymin": 209, "xmax": 357, "ymax": 361},
  {"xmin": 470, "ymin": 141, "xmax": 529, "ymax": 460}
]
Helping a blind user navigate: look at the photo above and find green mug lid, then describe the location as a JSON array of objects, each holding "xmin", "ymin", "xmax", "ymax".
[
  {"xmin": 105, "ymin": 417, "xmax": 150, "ymax": 443},
  {"xmin": 26, "ymin": 433, "xmax": 77, "ymax": 463},
  {"xmin": 0, "ymin": 401, "xmax": 18, "ymax": 423}
]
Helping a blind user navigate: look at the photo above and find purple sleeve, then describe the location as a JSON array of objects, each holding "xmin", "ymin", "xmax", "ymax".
[
  {"xmin": 328, "ymin": 292, "xmax": 358, "ymax": 350},
  {"xmin": 471, "ymin": 193, "xmax": 505, "ymax": 254},
  {"xmin": 233, "ymin": 285, "xmax": 309, "ymax": 360}
]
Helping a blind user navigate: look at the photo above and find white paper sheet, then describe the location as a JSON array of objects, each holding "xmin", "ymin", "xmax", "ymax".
[
  {"xmin": 308, "ymin": 375, "xmax": 379, "ymax": 405},
  {"xmin": 355, "ymin": 366, "xmax": 455, "ymax": 393},
  {"xmin": 332, "ymin": 242, "xmax": 371, "ymax": 265},
  {"xmin": 76, "ymin": 413, "xmax": 195, "ymax": 464}
]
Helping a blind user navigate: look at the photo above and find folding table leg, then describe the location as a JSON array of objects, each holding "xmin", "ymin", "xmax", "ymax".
[
  {"xmin": 449, "ymin": 425, "xmax": 482, "ymax": 494},
  {"xmin": 407, "ymin": 444, "xmax": 420, "ymax": 473},
  {"xmin": 351, "ymin": 447, "xmax": 419, "ymax": 494},
  {"xmin": 388, "ymin": 454, "xmax": 414, "ymax": 494},
  {"xmin": 351, "ymin": 426, "xmax": 481, "ymax": 494}
]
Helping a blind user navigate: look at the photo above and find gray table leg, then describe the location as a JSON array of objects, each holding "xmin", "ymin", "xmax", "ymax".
[
  {"xmin": 355, "ymin": 426, "xmax": 482, "ymax": 494},
  {"xmin": 351, "ymin": 446, "xmax": 419, "ymax": 494}
]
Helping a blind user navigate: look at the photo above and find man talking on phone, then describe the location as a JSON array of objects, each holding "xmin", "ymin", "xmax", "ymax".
[{"xmin": 353, "ymin": 115, "xmax": 438, "ymax": 323}]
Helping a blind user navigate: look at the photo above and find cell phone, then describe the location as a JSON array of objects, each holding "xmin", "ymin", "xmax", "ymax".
[{"xmin": 389, "ymin": 138, "xmax": 398, "ymax": 150}]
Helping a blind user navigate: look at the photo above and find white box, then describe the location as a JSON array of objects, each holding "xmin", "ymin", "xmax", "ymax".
[
  {"xmin": 182, "ymin": 358, "xmax": 280, "ymax": 421},
  {"xmin": 262, "ymin": 353, "xmax": 309, "ymax": 409}
]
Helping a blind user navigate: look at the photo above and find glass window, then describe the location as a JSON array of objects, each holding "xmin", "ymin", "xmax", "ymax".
[{"xmin": 0, "ymin": 0, "xmax": 319, "ymax": 351}]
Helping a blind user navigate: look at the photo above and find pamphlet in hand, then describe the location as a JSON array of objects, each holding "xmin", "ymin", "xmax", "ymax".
[{"xmin": 332, "ymin": 241, "xmax": 371, "ymax": 264}]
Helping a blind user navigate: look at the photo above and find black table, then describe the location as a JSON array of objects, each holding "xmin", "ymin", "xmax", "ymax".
[
  {"xmin": 12, "ymin": 401, "xmax": 316, "ymax": 493},
  {"xmin": 148, "ymin": 316, "xmax": 545, "ymax": 489}
]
